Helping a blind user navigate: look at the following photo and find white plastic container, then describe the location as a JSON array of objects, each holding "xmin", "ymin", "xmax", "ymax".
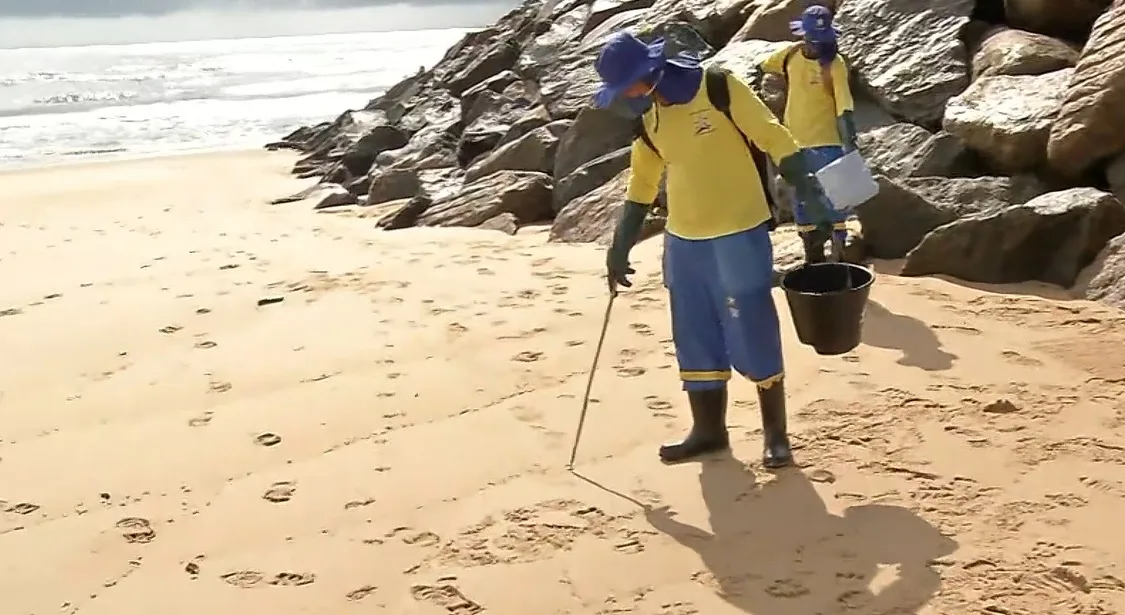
[{"xmin": 815, "ymin": 149, "xmax": 880, "ymax": 212}]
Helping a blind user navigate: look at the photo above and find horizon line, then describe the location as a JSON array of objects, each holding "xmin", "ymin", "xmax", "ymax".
[{"xmin": 0, "ymin": 22, "xmax": 491, "ymax": 52}]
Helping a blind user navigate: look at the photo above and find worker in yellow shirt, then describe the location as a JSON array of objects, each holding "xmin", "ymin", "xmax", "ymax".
[
  {"xmin": 592, "ymin": 30, "xmax": 836, "ymax": 468},
  {"xmin": 760, "ymin": 4, "xmax": 857, "ymax": 264}
]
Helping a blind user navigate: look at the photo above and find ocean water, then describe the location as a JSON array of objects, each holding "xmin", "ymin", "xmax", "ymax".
[{"xmin": 0, "ymin": 28, "xmax": 470, "ymax": 169}]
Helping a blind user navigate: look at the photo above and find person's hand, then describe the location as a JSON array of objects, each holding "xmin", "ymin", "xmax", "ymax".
[
  {"xmin": 606, "ymin": 246, "xmax": 634, "ymax": 293},
  {"xmin": 837, "ymin": 111, "xmax": 859, "ymax": 153},
  {"xmin": 606, "ymin": 200, "xmax": 649, "ymax": 295}
]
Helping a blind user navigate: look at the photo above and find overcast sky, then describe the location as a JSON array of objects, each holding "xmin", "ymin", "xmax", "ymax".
[{"xmin": 0, "ymin": 0, "xmax": 519, "ymax": 47}]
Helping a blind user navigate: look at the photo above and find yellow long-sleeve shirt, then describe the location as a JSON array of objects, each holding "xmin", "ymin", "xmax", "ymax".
[
  {"xmin": 760, "ymin": 43, "xmax": 854, "ymax": 149},
  {"xmin": 625, "ymin": 72, "xmax": 800, "ymax": 240}
]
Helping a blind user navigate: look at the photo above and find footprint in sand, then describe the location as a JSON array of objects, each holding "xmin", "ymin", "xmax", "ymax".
[
  {"xmin": 255, "ymin": 433, "xmax": 281, "ymax": 447},
  {"xmin": 209, "ymin": 380, "xmax": 232, "ymax": 394},
  {"xmin": 617, "ymin": 366, "xmax": 647, "ymax": 378},
  {"xmin": 645, "ymin": 397, "xmax": 675, "ymax": 418},
  {"xmin": 221, "ymin": 570, "xmax": 264, "ymax": 588},
  {"xmin": 7, "ymin": 502, "xmax": 40, "ymax": 515},
  {"xmin": 0, "ymin": 307, "xmax": 22, "ymax": 318},
  {"xmin": 512, "ymin": 351, "xmax": 544, "ymax": 363},
  {"xmin": 269, "ymin": 572, "xmax": 315, "ymax": 587},
  {"xmin": 1001, "ymin": 350, "xmax": 1044, "ymax": 367},
  {"xmin": 766, "ymin": 578, "xmax": 811, "ymax": 598},
  {"xmin": 116, "ymin": 517, "xmax": 156, "ymax": 543},
  {"xmin": 263, "ymin": 481, "xmax": 295, "ymax": 503},
  {"xmin": 513, "ymin": 405, "xmax": 544, "ymax": 423},
  {"xmin": 188, "ymin": 412, "xmax": 213, "ymax": 427},
  {"xmin": 933, "ymin": 324, "xmax": 982, "ymax": 336},
  {"xmin": 630, "ymin": 323, "xmax": 654, "ymax": 336},
  {"xmin": 808, "ymin": 469, "xmax": 837, "ymax": 484},
  {"xmin": 346, "ymin": 585, "xmax": 378, "ymax": 601},
  {"xmin": 981, "ymin": 399, "xmax": 1020, "ymax": 414},
  {"xmin": 194, "ymin": 340, "xmax": 217, "ymax": 349},
  {"xmin": 411, "ymin": 583, "xmax": 484, "ymax": 614},
  {"xmin": 400, "ymin": 530, "xmax": 442, "ymax": 547}
]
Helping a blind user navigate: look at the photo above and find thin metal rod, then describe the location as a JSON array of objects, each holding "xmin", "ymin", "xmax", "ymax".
[{"xmin": 567, "ymin": 291, "xmax": 616, "ymax": 468}]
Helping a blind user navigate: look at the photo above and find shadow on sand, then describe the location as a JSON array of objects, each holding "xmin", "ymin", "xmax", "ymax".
[
  {"xmin": 861, "ymin": 300, "xmax": 958, "ymax": 371},
  {"xmin": 644, "ymin": 452, "xmax": 957, "ymax": 614}
]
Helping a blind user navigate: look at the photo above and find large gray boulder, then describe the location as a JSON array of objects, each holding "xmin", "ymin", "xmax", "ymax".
[
  {"xmin": 902, "ymin": 188, "xmax": 1125, "ymax": 287},
  {"xmin": 857, "ymin": 175, "xmax": 1048, "ymax": 259},
  {"xmin": 465, "ymin": 120, "xmax": 572, "ymax": 183},
  {"xmin": 550, "ymin": 169, "xmax": 666, "ymax": 243},
  {"xmin": 836, "ymin": 0, "xmax": 975, "ymax": 126},
  {"xmin": 1080, "ymin": 232, "xmax": 1125, "ymax": 310},
  {"xmin": 943, "ymin": 69, "xmax": 1072, "ymax": 174},
  {"xmin": 857, "ymin": 122, "xmax": 977, "ymax": 179},
  {"xmin": 972, "ymin": 27, "xmax": 1080, "ymax": 79}
]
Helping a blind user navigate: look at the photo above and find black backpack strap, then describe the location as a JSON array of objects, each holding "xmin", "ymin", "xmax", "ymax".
[
  {"xmin": 704, "ymin": 66, "xmax": 779, "ymax": 229},
  {"xmin": 631, "ymin": 115, "xmax": 661, "ymax": 158}
]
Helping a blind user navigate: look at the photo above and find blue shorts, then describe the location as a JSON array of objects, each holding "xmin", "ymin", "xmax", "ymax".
[
  {"xmin": 794, "ymin": 145, "xmax": 849, "ymax": 236},
  {"xmin": 663, "ymin": 224, "xmax": 784, "ymax": 391}
]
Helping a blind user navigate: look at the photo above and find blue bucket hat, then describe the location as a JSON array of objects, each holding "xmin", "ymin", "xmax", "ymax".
[
  {"xmin": 592, "ymin": 31, "xmax": 666, "ymax": 109},
  {"xmin": 790, "ymin": 4, "xmax": 841, "ymax": 43}
]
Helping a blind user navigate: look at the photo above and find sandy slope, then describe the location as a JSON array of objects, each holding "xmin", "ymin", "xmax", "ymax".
[{"xmin": 2, "ymin": 150, "xmax": 1125, "ymax": 615}]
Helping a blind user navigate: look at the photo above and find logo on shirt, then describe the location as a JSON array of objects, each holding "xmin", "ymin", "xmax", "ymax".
[{"xmin": 690, "ymin": 110, "xmax": 714, "ymax": 136}]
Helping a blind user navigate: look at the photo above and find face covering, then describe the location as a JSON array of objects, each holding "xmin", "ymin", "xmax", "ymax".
[
  {"xmin": 807, "ymin": 38, "xmax": 838, "ymax": 68},
  {"xmin": 617, "ymin": 68, "xmax": 663, "ymax": 118},
  {"xmin": 652, "ymin": 64, "xmax": 703, "ymax": 105}
]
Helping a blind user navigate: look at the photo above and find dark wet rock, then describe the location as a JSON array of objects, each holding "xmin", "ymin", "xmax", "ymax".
[{"xmin": 417, "ymin": 170, "xmax": 554, "ymax": 228}]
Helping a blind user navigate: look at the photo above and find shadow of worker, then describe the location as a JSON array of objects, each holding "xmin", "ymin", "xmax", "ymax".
[
  {"xmin": 645, "ymin": 453, "xmax": 957, "ymax": 614},
  {"xmin": 861, "ymin": 300, "xmax": 957, "ymax": 371}
]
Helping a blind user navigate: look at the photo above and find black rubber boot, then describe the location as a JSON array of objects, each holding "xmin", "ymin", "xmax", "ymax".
[
  {"xmin": 759, "ymin": 379, "xmax": 793, "ymax": 468},
  {"xmin": 659, "ymin": 387, "xmax": 730, "ymax": 464},
  {"xmin": 800, "ymin": 231, "xmax": 826, "ymax": 264}
]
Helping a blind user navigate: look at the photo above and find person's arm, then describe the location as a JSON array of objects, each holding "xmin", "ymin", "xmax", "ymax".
[
  {"xmin": 725, "ymin": 74, "xmax": 833, "ymax": 227},
  {"xmin": 831, "ymin": 57, "xmax": 858, "ymax": 151},
  {"xmin": 758, "ymin": 43, "xmax": 796, "ymax": 75},
  {"xmin": 625, "ymin": 133, "xmax": 665, "ymax": 206},
  {"xmin": 726, "ymin": 73, "xmax": 800, "ymax": 165},
  {"xmin": 616, "ymin": 134, "xmax": 666, "ymax": 256},
  {"xmin": 607, "ymin": 132, "xmax": 666, "ymax": 290}
]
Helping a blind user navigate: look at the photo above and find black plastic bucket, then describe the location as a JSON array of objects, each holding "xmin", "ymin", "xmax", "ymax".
[{"xmin": 780, "ymin": 262, "xmax": 874, "ymax": 356}]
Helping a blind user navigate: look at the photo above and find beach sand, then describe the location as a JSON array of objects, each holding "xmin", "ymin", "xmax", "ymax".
[{"xmin": 3, "ymin": 150, "xmax": 1125, "ymax": 615}]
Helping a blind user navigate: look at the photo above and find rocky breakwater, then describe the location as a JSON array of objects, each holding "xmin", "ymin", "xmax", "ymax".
[{"xmin": 266, "ymin": 0, "xmax": 1125, "ymax": 311}]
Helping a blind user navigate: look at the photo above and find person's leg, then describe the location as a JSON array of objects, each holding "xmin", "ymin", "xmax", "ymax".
[
  {"xmin": 711, "ymin": 223, "xmax": 793, "ymax": 468},
  {"xmin": 794, "ymin": 147, "xmax": 826, "ymax": 264},
  {"xmin": 797, "ymin": 145, "xmax": 852, "ymax": 263},
  {"xmin": 810, "ymin": 145, "xmax": 850, "ymax": 258},
  {"xmin": 661, "ymin": 233, "xmax": 731, "ymax": 463}
]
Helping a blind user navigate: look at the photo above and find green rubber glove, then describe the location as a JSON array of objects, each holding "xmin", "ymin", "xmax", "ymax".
[
  {"xmin": 837, "ymin": 110, "xmax": 858, "ymax": 152},
  {"xmin": 606, "ymin": 200, "xmax": 648, "ymax": 293},
  {"xmin": 777, "ymin": 152, "xmax": 833, "ymax": 236}
]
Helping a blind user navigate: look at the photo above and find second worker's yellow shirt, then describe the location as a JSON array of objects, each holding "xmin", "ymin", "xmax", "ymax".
[
  {"xmin": 760, "ymin": 43, "xmax": 854, "ymax": 149},
  {"xmin": 625, "ymin": 72, "xmax": 800, "ymax": 241}
]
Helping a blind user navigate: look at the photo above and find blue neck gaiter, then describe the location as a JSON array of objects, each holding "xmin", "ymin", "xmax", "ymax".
[
  {"xmin": 653, "ymin": 64, "xmax": 703, "ymax": 105},
  {"xmin": 808, "ymin": 39, "xmax": 838, "ymax": 67}
]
